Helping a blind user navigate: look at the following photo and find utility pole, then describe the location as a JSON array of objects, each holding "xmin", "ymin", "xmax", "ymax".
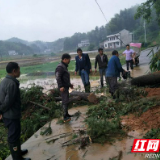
[
  {"xmin": 144, "ymin": 20, "xmax": 147, "ymax": 43},
  {"xmin": 132, "ymin": 32, "xmax": 134, "ymax": 42}
]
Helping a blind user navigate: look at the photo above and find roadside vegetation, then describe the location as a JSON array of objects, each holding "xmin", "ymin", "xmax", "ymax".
[{"xmin": 0, "ymin": 50, "xmax": 126, "ymax": 80}]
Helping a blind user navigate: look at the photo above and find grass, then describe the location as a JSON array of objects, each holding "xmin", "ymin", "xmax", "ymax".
[{"xmin": 0, "ymin": 53, "xmax": 126, "ymax": 79}]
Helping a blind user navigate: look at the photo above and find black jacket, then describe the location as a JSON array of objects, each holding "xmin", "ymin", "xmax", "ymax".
[
  {"xmin": 95, "ymin": 54, "xmax": 108, "ymax": 69},
  {"xmin": 55, "ymin": 62, "xmax": 72, "ymax": 89},
  {"xmin": 75, "ymin": 53, "xmax": 91, "ymax": 75},
  {"xmin": 0, "ymin": 75, "xmax": 21, "ymax": 119}
]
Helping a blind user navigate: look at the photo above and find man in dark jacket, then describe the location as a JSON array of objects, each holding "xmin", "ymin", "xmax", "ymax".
[
  {"xmin": 55, "ymin": 53, "xmax": 73, "ymax": 122},
  {"xmin": 0, "ymin": 62, "xmax": 31, "ymax": 160},
  {"xmin": 95, "ymin": 48, "xmax": 108, "ymax": 88},
  {"xmin": 75, "ymin": 48, "xmax": 92, "ymax": 93},
  {"xmin": 106, "ymin": 50, "xmax": 125, "ymax": 99}
]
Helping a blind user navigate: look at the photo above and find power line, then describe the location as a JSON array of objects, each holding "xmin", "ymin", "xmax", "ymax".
[{"xmin": 95, "ymin": 0, "xmax": 107, "ymax": 23}]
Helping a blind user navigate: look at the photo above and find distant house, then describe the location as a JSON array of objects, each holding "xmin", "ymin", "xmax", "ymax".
[
  {"xmin": 44, "ymin": 49, "xmax": 51, "ymax": 53},
  {"xmin": 8, "ymin": 50, "xmax": 18, "ymax": 56},
  {"xmin": 103, "ymin": 29, "xmax": 133, "ymax": 49},
  {"xmin": 78, "ymin": 40, "xmax": 90, "ymax": 48}
]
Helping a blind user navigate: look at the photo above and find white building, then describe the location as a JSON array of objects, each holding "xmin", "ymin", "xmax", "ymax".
[
  {"xmin": 104, "ymin": 29, "xmax": 133, "ymax": 49},
  {"xmin": 8, "ymin": 50, "xmax": 18, "ymax": 56},
  {"xmin": 78, "ymin": 40, "xmax": 90, "ymax": 48}
]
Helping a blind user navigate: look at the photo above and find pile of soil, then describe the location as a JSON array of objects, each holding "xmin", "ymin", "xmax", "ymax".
[
  {"xmin": 122, "ymin": 87, "xmax": 160, "ymax": 131},
  {"xmin": 145, "ymin": 88, "xmax": 160, "ymax": 97},
  {"xmin": 122, "ymin": 106, "xmax": 160, "ymax": 131}
]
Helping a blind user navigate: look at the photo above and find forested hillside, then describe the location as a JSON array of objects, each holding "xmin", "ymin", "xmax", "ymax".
[
  {"xmin": 0, "ymin": 41, "xmax": 34, "ymax": 56},
  {"xmin": 0, "ymin": 4, "xmax": 159, "ymax": 55},
  {"xmin": 6, "ymin": 37, "xmax": 65, "ymax": 54},
  {"xmin": 63, "ymin": 5, "xmax": 160, "ymax": 51}
]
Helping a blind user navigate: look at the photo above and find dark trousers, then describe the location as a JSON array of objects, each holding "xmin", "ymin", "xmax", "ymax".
[
  {"xmin": 60, "ymin": 88, "xmax": 69, "ymax": 105},
  {"xmin": 80, "ymin": 70, "xmax": 90, "ymax": 86},
  {"xmin": 126, "ymin": 60, "xmax": 133, "ymax": 71},
  {"xmin": 3, "ymin": 118, "xmax": 21, "ymax": 144},
  {"xmin": 107, "ymin": 77, "xmax": 118, "ymax": 95},
  {"xmin": 99, "ymin": 68, "xmax": 107, "ymax": 87}
]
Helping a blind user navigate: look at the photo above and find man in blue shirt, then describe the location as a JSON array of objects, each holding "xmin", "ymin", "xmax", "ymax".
[
  {"xmin": 106, "ymin": 50, "xmax": 125, "ymax": 99},
  {"xmin": 75, "ymin": 48, "xmax": 92, "ymax": 93}
]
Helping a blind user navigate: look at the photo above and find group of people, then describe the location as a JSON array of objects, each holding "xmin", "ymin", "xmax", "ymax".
[
  {"xmin": 0, "ymin": 44, "xmax": 135, "ymax": 160},
  {"xmin": 55, "ymin": 44, "xmax": 136, "ymax": 122}
]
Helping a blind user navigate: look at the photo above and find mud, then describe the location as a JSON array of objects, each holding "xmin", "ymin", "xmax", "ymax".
[
  {"xmin": 20, "ymin": 76, "xmax": 100, "ymax": 93},
  {"xmin": 122, "ymin": 105, "xmax": 160, "ymax": 131},
  {"xmin": 145, "ymin": 88, "xmax": 160, "ymax": 97},
  {"xmin": 6, "ymin": 106, "xmax": 146, "ymax": 160},
  {"xmin": 129, "ymin": 65, "xmax": 150, "ymax": 78},
  {"xmin": 5, "ymin": 48, "xmax": 155, "ymax": 160}
]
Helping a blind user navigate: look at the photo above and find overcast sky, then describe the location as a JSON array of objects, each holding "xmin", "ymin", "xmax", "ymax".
[{"xmin": 0, "ymin": 0, "xmax": 146, "ymax": 42}]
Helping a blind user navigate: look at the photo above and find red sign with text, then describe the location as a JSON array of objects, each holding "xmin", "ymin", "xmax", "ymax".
[{"xmin": 132, "ymin": 139, "xmax": 160, "ymax": 152}]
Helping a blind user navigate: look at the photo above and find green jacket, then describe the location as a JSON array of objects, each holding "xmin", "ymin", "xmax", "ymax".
[{"xmin": 0, "ymin": 75, "xmax": 21, "ymax": 119}]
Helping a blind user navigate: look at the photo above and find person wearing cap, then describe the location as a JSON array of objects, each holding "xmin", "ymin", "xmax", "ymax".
[
  {"xmin": 95, "ymin": 48, "xmax": 108, "ymax": 88},
  {"xmin": 75, "ymin": 48, "xmax": 92, "ymax": 93},
  {"xmin": 123, "ymin": 44, "xmax": 136, "ymax": 71},
  {"xmin": 55, "ymin": 53, "xmax": 73, "ymax": 122}
]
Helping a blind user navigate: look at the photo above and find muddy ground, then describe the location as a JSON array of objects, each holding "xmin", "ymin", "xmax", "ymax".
[{"xmin": 6, "ymin": 47, "xmax": 159, "ymax": 160}]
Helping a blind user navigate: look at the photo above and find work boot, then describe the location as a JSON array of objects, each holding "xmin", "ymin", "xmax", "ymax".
[
  {"xmin": 62, "ymin": 105, "xmax": 71, "ymax": 122},
  {"xmin": 65, "ymin": 105, "xmax": 73, "ymax": 117},
  {"xmin": 66, "ymin": 112, "xmax": 73, "ymax": 117},
  {"xmin": 84, "ymin": 84, "xmax": 87, "ymax": 93},
  {"xmin": 85, "ymin": 83, "xmax": 90, "ymax": 93},
  {"xmin": 9, "ymin": 141, "xmax": 31, "ymax": 160},
  {"xmin": 101, "ymin": 84, "xmax": 103, "ymax": 88},
  {"xmin": 21, "ymin": 149, "xmax": 28, "ymax": 156},
  {"xmin": 111, "ymin": 93, "xmax": 116, "ymax": 99}
]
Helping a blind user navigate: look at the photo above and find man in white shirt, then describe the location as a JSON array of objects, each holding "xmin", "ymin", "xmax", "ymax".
[{"xmin": 123, "ymin": 44, "xmax": 136, "ymax": 71}]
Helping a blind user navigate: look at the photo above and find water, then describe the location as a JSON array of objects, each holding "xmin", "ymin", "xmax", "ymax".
[
  {"xmin": 6, "ymin": 106, "xmax": 146, "ymax": 160},
  {"xmin": 20, "ymin": 76, "xmax": 100, "ymax": 93},
  {"xmin": 6, "ymin": 47, "xmax": 155, "ymax": 160}
]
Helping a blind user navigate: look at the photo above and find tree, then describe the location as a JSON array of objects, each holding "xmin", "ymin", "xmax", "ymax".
[
  {"xmin": 134, "ymin": 0, "xmax": 160, "ymax": 26},
  {"xmin": 87, "ymin": 44, "xmax": 95, "ymax": 51},
  {"xmin": 51, "ymin": 52, "xmax": 56, "ymax": 56}
]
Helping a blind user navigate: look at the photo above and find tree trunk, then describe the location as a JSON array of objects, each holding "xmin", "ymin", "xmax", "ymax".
[
  {"xmin": 55, "ymin": 96, "xmax": 81, "ymax": 103},
  {"xmin": 70, "ymin": 91, "xmax": 98, "ymax": 103},
  {"xmin": 48, "ymin": 89, "xmax": 98, "ymax": 104},
  {"xmin": 131, "ymin": 72, "xmax": 160, "ymax": 86}
]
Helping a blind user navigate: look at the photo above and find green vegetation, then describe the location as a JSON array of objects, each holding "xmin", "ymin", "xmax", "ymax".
[
  {"xmin": 143, "ymin": 128, "xmax": 160, "ymax": 160},
  {"xmin": 148, "ymin": 45, "xmax": 160, "ymax": 72},
  {"xmin": 85, "ymin": 85, "xmax": 160, "ymax": 144},
  {"xmin": 1, "ymin": 1, "xmax": 159, "ymax": 56},
  {"xmin": 144, "ymin": 128, "xmax": 160, "ymax": 139},
  {"xmin": 0, "ymin": 85, "xmax": 62, "ymax": 160},
  {"xmin": 63, "ymin": 4, "xmax": 160, "ymax": 51},
  {"xmin": 135, "ymin": 0, "xmax": 160, "ymax": 26},
  {"xmin": 0, "ymin": 52, "xmax": 126, "ymax": 79},
  {"xmin": 0, "ymin": 41, "xmax": 34, "ymax": 56}
]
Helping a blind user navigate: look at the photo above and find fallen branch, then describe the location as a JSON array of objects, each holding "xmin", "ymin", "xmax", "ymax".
[
  {"xmin": 40, "ymin": 122, "xmax": 52, "ymax": 136},
  {"xmin": 45, "ymin": 132, "xmax": 72, "ymax": 140},
  {"xmin": 54, "ymin": 96, "xmax": 81, "ymax": 103},
  {"xmin": 82, "ymin": 150, "xmax": 88, "ymax": 158},
  {"xmin": 46, "ymin": 155, "xmax": 55, "ymax": 160},
  {"xmin": 29, "ymin": 101, "xmax": 51, "ymax": 111}
]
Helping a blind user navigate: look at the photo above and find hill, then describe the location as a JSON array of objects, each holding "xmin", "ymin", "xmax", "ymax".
[
  {"xmin": 1, "ymin": 4, "xmax": 160, "ymax": 55},
  {"xmin": 0, "ymin": 41, "xmax": 34, "ymax": 56}
]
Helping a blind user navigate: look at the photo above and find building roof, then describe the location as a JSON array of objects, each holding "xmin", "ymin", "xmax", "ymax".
[{"xmin": 106, "ymin": 29, "xmax": 130, "ymax": 37}]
